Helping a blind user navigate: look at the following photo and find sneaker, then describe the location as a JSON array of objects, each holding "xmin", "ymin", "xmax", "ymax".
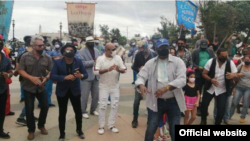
[
  {"xmin": 58, "ymin": 134, "xmax": 65, "ymax": 141},
  {"xmin": 16, "ymin": 118, "xmax": 27, "ymax": 126},
  {"xmin": 82, "ymin": 113, "xmax": 89, "ymax": 119},
  {"xmin": 76, "ymin": 130, "xmax": 85, "ymax": 139},
  {"xmin": 91, "ymin": 111, "xmax": 99, "ymax": 116},
  {"xmin": 107, "ymin": 101, "xmax": 111, "ymax": 105},
  {"xmin": 98, "ymin": 128, "xmax": 105, "ymax": 135},
  {"xmin": 19, "ymin": 98, "xmax": 25, "ymax": 103},
  {"xmin": 224, "ymin": 121, "xmax": 231, "ymax": 125},
  {"xmin": 240, "ymin": 118, "xmax": 245, "ymax": 123},
  {"xmin": 0, "ymin": 131, "xmax": 10, "ymax": 139},
  {"xmin": 110, "ymin": 127, "xmax": 119, "ymax": 133},
  {"xmin": 6, "ymin": 111, "xmax": 15, "ymax": 116},
  {"xmin": 132, "ymin": 120, "xmax": 138, "ymax": 128},
  {"xmin": 49, "ymin": 104, "xmax": 56, "ymax": 107}
]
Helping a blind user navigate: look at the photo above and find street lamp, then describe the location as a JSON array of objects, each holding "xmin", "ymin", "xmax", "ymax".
[
  {"xmin": 60, "ymin": 22, "xmax": 62, "ymax": 40},
  {"xmin": 12, "ymin": 19, "xmax": 15, "ymax": 42}
]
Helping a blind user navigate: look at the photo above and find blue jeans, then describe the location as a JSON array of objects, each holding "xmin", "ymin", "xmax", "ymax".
[
  {"xmin": 230, "ymin": 87, "xmax": 250, "ymax": 119},
  {"xmin": 213, "ymin": 95, "xmax": 232, "ymax": 122},
  {"xmin": 45, "ymin": 79, "xmax": 53, "ymax": 104},
  {"xmin": 133, "ymin": 71, "xmax": 137, "ymax": 83},
  {"xmin": 21, "ymin": 84, "xmax": 24, "ymax": 99},
  {"xmin": 145, "ymin": 98, "xmax": 181, "ymax": 141},
  {"xmin": 19, "ymin": 107, "xmax": 26, "ymax": 119},
  {"xmin": 133, "ymin": 90, "xmax": 143, "ymax": 120}
]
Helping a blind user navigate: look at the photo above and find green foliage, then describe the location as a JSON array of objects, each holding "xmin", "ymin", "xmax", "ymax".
[{"xmin": 99, "ymin": 25, "xmax": 110, "ymax": 41}]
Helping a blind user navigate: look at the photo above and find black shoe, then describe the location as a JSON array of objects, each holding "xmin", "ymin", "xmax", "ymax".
[
  {"xmin": 132, "ymin": 82, "xmax": 135, "ymax": 84},
  {"xmin": 19, "ymin": 98, "xmax": 25, "ymax": 103},
  {"xmin": 6, "ymin": 111, "xmax": 15, "ymax": 116},
  {"xmin": 132, "ymin": 120, "xmax": 138, "ymax": 128},
  {"xmin": 58, "ymin": 134, "xmax": 65, "ymax": 141},
  {"xmin": 76, "ymin": 130, "xmax": 85, "ymax": 139},
  {"xmin": 237, "ymin": 104, "xmax": 241, "ymax": 113},
  {"xmin": 34, "ymin": 116, "xmax": 39, "ymax": 122},
  {"xmin": 181, "ymin": 113, "xmax": 185, "ymax": 117},
  {"xmin": 16, "ymin": 118, "xmax": 27, "ymax": 126},
  {"xmin": 0, "ymin": 131, "xmax": 10, "ymax": 139},
  {"xmin": 49, "ymin": 104, "xmax": 56, "ymax": 107},
  {"xmin": 200, "ymin": 120, "xmax": 207, "ymax": 125}
]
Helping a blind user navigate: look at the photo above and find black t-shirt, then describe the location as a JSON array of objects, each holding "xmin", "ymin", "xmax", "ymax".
[
  {"xmin": 183, "ymin": 84, "xmax": 199, "ymax": 97},
  {"xmin": 66, "ymin": 63, "xmax": 73, "ymax": 75}
]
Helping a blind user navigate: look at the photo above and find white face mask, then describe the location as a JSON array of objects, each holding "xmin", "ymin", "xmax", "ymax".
[
  {"xmin": 189, "ymin": 78, "xmax": 195, "ymax": 83},
  {"xmin": 232, "ymin": 36, "xmax": 236, "ymax": 40},
  {"xmin": 173, "ymin": 43, "xmax": 176, "ymax": 47},
  {"xmin": 148, "ymin": 44, "xmax": 153, "ymax": 49},
  {"xmin": 46, "ymin": 46, "xmax": 50, "ymax": 50},
  {"xmin": 55, "ymin": 45, "xmax": 60, "ymax": 48},
  {"xmin": 111, "ymin": 50, "xmax": 117, "ymax": 57},
  {"xmin": 114, "ymin": 43, "xmax": 119, "ymax": 47}
]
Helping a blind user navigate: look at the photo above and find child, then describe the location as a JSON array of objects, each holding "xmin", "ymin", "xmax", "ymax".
[
  {"xmin": 154, "ymin": 114, "xmax": 170, "ymax": 141},
  {"xmin": 183, "ymin": 71, "xmax": 200, "ymax": 125}
]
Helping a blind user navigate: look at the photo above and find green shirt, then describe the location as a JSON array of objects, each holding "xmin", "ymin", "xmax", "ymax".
[{"xmin": 199, "ymin": 50, "xmax": 210, "ymax": 67}]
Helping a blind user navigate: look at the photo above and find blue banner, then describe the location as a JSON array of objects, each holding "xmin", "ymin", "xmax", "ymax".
[
  {"xmin": 176, "ymin": 0, "xmax": 198, "ymax": 29},
  {"xmin": 0, "ymin": 0, "xmax": 14, "ymax": 40}
]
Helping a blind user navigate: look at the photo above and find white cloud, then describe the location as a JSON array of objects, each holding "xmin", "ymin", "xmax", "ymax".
[{"xmin": 8, "ymin": 0, "xmax": 177, "ymax": 41}]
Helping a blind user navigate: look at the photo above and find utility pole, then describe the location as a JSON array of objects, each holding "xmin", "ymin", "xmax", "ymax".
[{"xmin": 127, "ymin": 26, "xmax": 128, "ymax": 44}]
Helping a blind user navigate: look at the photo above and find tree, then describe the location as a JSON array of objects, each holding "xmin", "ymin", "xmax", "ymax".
[
  {"xmin": 198, "ymin": 0, "xmax": 239, "ymax": 45},
  {"xmin": 99, "ymin": 24, "xmax": 110, "ymax": 41},
  {"xmin": 157, "ymin": 16, "xmax": 180, "ymax": 43},
  {"xmin": 110, "ymin": 28, "xmax": 121, "ymax": 39},
  {"xmin": 227, "ymin": 1, "xmax": 250, "ymax": 43}
]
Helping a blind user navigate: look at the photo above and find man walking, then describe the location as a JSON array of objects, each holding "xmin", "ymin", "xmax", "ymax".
[
  {"xmin": 78, "ymin": 36, "xmax": 100, "ymax": 119},
  {"xmin": 18, "ymin": 35, "xmax": 53, "ymax": 140}
]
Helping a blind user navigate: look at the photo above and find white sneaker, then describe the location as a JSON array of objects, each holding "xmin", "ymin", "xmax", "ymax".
[
  {"xmin": 91, "ymin": 111, "xmax": 99, "ymax": 116},
  {"xmin": 107, "ymin": 101, "xmax": 111, "ymax": 105},
  {"xmin": 82, "ymin": 113, "xmax": 89, "ymax": 119},
  {"xmin": 110, "ymin": 127, "xmax": 119, "ymax": 133},
  {"xmin": 98, "ymin": 128, "xmax": 105, "ymax": 135}
]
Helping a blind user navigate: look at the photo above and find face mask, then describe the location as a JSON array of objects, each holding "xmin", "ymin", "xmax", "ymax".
[
  {"xmin": 218, "ymin": 57, "xmax": 227, "ymax": 63},
  {"xmin": 245, "ymin": 61, "xmax": 250, "ymax": 66},
  {"xmin": 46, "ymin": 47, "xmax": 50, "ymax": 50},
  {"xmin": 36, "ymin": 50, "xmax": 43, "ymax": 55},
  {"xmin": 111, "ymin": 50, "xmax": 117, "ymax": 57},
  {"xmin": 114, "ymin": 43, "xmax": 119, "ymax": 47},
  {"xmin": 157, "ymin": 48, "xmax": 169, "ymax": 57},
  {"xmin": 189, "ymin": 78, "xmax": 195, "ymax": 83},
  {"xmin": 64, "ymin": 52, "xmax": 75, "ymax": 58},
  {"xmin": 172, "ymin": 43, "xmax": 176, "ymax": 47},
  {"xmin": 88, "ymin": 44, "xmax": 94, "ymax": 48},
  {"xmin": 55, "ymin": 45, "xmax": 60, "ymax": 49},
  {"xmin": 178, "ymin": 46, "xmax": 185, "ymax": 50},
  {"xmin": 232, "ymin": 36, "xmax": 236, "ymax": 40},
  {"xmin": 148, "ymin": 44, "xmax": 153, "ymax": 49}
]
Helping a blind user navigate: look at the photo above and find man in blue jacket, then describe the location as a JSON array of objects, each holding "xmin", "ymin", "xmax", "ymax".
[{"xmin": 50, "ymin": 43, "xmax": 88, "ymax": 141}]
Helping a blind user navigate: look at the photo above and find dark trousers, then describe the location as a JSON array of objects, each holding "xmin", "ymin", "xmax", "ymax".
[
  {"xmin": 195, "ymin": 76, "xmax": 206, "ymax": 96},
  {"xmin": 145, "ymin": 98, "xmax": 181, "ymax": 141},
  {"xmin": 0, "ymin": 90, "xmax": 7, "ymax": 133},
  {"xmin": 133, "ymin": 90, "xmax": 142, "ymax": 120},
  {"xmin": 24, "ymin": 90, "xmax": 49, "ymax": 133},
  {"xmin": 201, "ymin": 91, "xmax": 228, "ymax": 125},
  {"xmin": 57, "ymin": 90, "xmax": 82, "ymax": 136}
]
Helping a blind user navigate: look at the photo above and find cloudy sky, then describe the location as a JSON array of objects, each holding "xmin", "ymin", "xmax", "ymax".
[{"xmin": 9, "ymin": 0, "xmax": 180, "ymax": 41}]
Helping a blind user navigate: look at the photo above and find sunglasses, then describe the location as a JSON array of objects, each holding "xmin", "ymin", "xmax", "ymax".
[
  {"xmin": 36, "ymin": 44, "xmax": 44, "ymax": 48},
  {"xmin": 106, "ymin": 48, "xmax": 116, "ymax": 52}
]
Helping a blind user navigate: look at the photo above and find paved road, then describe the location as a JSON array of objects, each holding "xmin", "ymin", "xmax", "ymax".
[{"xmin": 4, "ymin": 63, "xmax": 250, "ymax": 141}]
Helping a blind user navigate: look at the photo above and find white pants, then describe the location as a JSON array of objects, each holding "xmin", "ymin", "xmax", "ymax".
[{"xmin": 99, "ymin": 88, "xmax": 120, "ymax": 128}]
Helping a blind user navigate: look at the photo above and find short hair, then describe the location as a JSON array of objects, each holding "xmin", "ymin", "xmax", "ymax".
[
  {"xmin": 177, "ymin": 38, "xmax": 186, "ymax": 43},
  {"xmin": 216, "ymin": 47, "xmax": 228, "ymax": 56},
  {"xmin": 111, "ymin": 38, "xmax": 118, "ymax": 43},
  {"xmin": 30, "ymin": 35, "xmax": 44, "ymax": 46}
]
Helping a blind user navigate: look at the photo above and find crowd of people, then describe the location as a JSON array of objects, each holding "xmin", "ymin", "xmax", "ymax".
[{"xmin": 0, "ymin": 32, "xmax": 250, "ymax": 141}]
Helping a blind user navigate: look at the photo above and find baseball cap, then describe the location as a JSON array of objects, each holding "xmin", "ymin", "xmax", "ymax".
[
  {"xmin": 86, "ymin": 36, "xmax": 94, "ymax": 43},
  {"xmin": 155, "ymin": 38, "xmax": 169, "ymax": 49},
  {"xmin": 200, "ymin": 39, "xmax": 208, "ymax": 48}
]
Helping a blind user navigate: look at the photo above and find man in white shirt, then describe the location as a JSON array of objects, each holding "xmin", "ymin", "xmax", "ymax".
[
  {"xmin": 201, "ymin": 48, "xmax": 238, "ymax": 125},
  {"xmin": 94, "ymin": 43, "xmax": 126, "ymax": 135}
]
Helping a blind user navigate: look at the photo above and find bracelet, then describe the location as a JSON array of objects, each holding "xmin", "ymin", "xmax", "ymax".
[{"xmin": 165, "ymin": 85, "xmax": 169, "ymax": 91}]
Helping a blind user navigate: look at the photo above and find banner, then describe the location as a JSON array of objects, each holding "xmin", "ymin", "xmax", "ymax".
[
  {"xmin": 66, "ymin": 3, "xmax": 95, "ymax": 38},
  {"xmin": 176, "ymin": 0, "xmax": 198, "ymax": 29},
  {"xmin": 0, "ymin": 0, "xmax": 14, "ymax": 40}
]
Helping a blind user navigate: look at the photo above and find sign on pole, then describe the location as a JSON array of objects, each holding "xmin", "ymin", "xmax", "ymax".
[
  {"xmin": 66, "ymin": 3, "xmax": 95, "ymax": 38},
  {"xmin": 176, "ymin": 0, "xmax": 198, "ymax": 29}
]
